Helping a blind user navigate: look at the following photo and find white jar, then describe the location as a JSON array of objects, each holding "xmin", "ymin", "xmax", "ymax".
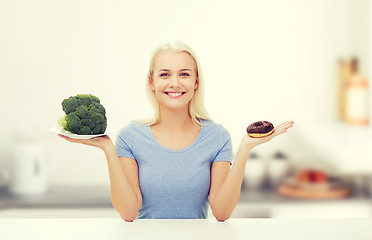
[
  {"xmin": 267, "ymin": 152, "xmax": 289, "ymax": 187},
  {"xmin": 244, "ymin": 152, "xmax": 265, "ymax": 189},
  {"xmin": 10, "ymin": 143, "xmax": 50, "ymax": 195}
]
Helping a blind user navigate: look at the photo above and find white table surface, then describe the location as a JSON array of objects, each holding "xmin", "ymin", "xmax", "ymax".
[{"xmin": 0, "ymin": 218, "xmax": 371, "ymax": 240}]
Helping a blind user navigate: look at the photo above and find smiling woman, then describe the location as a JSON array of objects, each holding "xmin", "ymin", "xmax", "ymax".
[{"xmin": 58, "ymin": 41, "xmax": 294, "ymax": 221}]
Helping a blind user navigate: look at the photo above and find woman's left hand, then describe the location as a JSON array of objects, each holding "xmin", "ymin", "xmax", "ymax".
[{"xmin": 239, "ymin": 121, "xmax": 294, "ymax": 152}]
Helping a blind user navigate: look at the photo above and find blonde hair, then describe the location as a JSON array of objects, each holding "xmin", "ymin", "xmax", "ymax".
[{"xmin": 141, "ymin": 41, "xmax": 211, "ymax": 125}]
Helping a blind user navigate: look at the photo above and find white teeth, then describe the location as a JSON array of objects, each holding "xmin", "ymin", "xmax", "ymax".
[{"xmin": 168, "ymin": 92, "xmax": 183, "ymax": 97}]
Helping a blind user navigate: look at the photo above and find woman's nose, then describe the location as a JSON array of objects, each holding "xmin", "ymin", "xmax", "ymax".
[{"xmin": 169, "ymin": 76, "xmax": 180, "ymax": 87}]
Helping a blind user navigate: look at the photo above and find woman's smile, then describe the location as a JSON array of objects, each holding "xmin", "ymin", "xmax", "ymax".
[{"xmin": 164, "ymin": 91, "xmax": 186, "ymax": 98}]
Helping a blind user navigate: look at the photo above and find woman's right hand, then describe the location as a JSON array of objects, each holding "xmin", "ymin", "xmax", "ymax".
[{"xmin": 58, "ymin": 134, "xmax": 113, "ymax": 151}]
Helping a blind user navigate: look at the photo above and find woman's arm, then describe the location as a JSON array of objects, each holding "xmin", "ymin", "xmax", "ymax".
[
  {"xmin": 209, "ymin": 121, "xmax": 294, "ymax": 221},
  {"xmin": 58, "ymin": 135, "xmax": 142, "ymax": 221},
  {"xmin": 103, "ymin": 143, "xmax": 142, "ymax": 221},
  {"xmin": 208, "ymin": 149, "xmax": 249, "ymax": 222}
]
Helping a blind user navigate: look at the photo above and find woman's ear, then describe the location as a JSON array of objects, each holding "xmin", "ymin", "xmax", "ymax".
[
  {"xmin": 194, "ymin": 78, "xmax": 198, "ymax": 90},
  {"xmin": 149, "ymin": 75, "xmax": 155, "ymax": 91}
]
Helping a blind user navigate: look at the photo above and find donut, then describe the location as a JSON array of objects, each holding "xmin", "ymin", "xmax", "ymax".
[{"xmin": 246, "ymin": 121, "xmax": 274, "ymax": 138}]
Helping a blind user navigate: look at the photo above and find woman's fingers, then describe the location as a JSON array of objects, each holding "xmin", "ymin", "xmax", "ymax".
[
  {"xmin": 58, "ymin": 134, "xmax": 89, "ymax": 145},
  {"xmin": 274, "ymin": 121, "xmax": 288, "ymax": 129},
  {"xmin": 275, "ymin": 121, "xmax": 294, "ymax": 129},
  {"xmin": 272, "ymin": 121, "xmax": 294, "ymax": 136},
  {"xmin": 283, "ymin": 121, "xmax": 294, "ymax": 130},
  {"xmin": 275, "ymin": 121, "xmax": 294, "ymax": 130},
  {"xmin": 58, "ymin": 134, "xmax": 72, "ymax": 141}
]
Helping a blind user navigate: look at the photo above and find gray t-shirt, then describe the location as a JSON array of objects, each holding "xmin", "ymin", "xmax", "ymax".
[{"xmin": 115, "ymin": 119, "xmax": 232, "ymax": 219}]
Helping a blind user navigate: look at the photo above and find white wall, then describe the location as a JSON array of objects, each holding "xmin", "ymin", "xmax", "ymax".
[{"xmin": 0, "ymin": 0, "xmax": 369, "ymax": 185}]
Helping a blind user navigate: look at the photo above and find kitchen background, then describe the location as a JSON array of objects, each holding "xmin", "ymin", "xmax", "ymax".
[{"xmin": 0, "ymin": 0, "xmax": 371, "ymax": 218}]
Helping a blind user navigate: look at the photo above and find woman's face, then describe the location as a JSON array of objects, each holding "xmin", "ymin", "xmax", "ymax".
[{"xmin": 150, "ymin": 50, "xmax": 198, "ymax": 111}]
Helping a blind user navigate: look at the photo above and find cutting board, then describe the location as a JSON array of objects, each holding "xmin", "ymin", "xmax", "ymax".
[{"xmin": 277, "ymin": 177, "xmax": 351, "ymax": 199}]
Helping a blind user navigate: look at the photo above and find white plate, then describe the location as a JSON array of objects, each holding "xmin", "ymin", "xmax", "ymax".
[{"xmin": 49, "ymin": 125, "xmax": 114, "ymax": 139}]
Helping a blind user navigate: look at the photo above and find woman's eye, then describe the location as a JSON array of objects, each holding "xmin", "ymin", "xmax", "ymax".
[
  {"xmin": 160, "ymin": 73, "xmax": 169, "ymax": 77},
  {"xmin": 180, "ymin": 73, "xmax": 190, "ymax": 77}
]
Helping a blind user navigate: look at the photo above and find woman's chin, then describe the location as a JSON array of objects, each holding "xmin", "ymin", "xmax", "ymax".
[{"xmin": 160, "ymin": 102, "xmax": 189, "ymax": 111}]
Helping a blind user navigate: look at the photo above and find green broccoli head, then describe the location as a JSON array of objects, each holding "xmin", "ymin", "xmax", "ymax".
[
  {"xmin": 76, "ymin": 94, "xmax": 100, "ymax": 106},
  {"xmin": 88, "ymin": 101, "xmax": 106, "ymax": 115},
  {"xmin": 66, "ymin": 112, "xmax": 81, "ymax": 133},
  {"xmin": 58, "ymin": 94, "xmax": 107, "ymax": 135},
  {"xmin": 62, "ymin": 96, "xmax": 79, "ymax": 114},
  {"xmin": 76, "ymin": 105, "xmax": 88, "ymax": 118}
]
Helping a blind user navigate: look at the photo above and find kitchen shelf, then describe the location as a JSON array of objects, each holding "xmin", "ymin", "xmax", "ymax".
[
  {"xmin": 239, "ymin": 185, "xmax": 369, "ymax": 205},
  {"xmin": 0, "ymin": 185, "xmax": 112, "ymax": 210},
  {"xmin": 0, "ymin": 185, "xmax": 369, "ymax": 218},
  {"xmin": 296, "ymin": 122, "xmax": 372, "ymax": 173},
  {"xmin": 0, "ymin": 184, "xmax": 368, "ymax": 211},
  {"xmin": 236, "ymin": 186, "xmax": 371, "ymax": 218}
]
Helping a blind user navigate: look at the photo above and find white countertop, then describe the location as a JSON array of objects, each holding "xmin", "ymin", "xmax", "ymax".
[{"xmin": 0, "ymin": 218, "xmax": 371, "ymax": 240}]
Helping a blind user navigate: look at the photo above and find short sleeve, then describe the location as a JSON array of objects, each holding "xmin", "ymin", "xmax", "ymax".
[
  {"xmin": 115, "ymin": 123, "xmax": 135, "ymax": 159},
  {"xmin": 212, "ymin": 125, "xmax": 233, "ymax": 165}
]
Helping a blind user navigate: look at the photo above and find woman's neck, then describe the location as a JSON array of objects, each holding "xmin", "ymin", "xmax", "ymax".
[{"xmin": 155, "ymin": 106, "xmax": 196, "ymax": 131}]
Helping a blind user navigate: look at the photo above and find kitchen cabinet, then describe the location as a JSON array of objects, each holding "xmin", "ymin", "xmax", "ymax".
[{"xmin": 296, "ymin": 123, "xmax": 372, "ymax": 173}]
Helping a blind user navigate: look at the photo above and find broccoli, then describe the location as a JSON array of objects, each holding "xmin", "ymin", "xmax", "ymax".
[{"xmin": 58, "ymin": 94, "xmax": 107, "ymax": 135}]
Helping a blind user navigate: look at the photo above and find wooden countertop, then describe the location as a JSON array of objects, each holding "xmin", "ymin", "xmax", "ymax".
[{"xmin": 0, "ymin": 218, "xmax": 371, "ymax": 240}]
